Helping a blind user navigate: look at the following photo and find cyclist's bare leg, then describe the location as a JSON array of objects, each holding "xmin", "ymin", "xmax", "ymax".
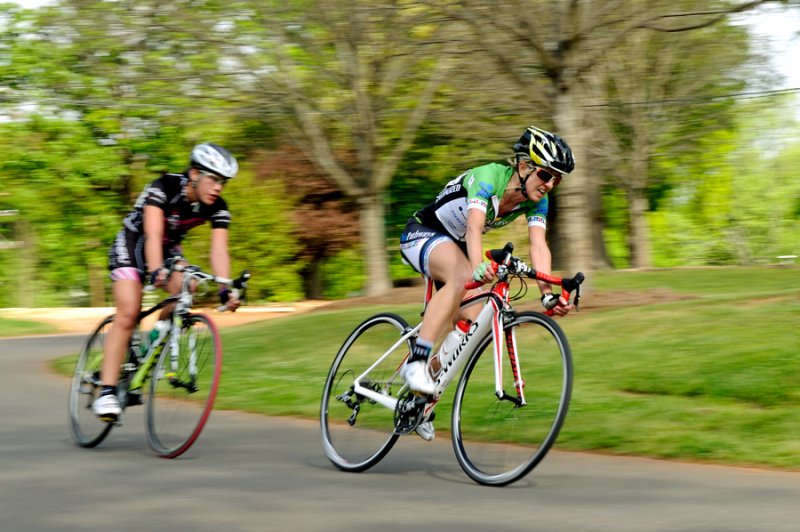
[
  {"xmin": 419, "ymin": 241, "xmax": 473, "ymax": 345},
  {"xmin": 155, "ymin": 271, "xmax": 186, "ymax": 320},
  {"xmin": 457, "ymin": 292, "xmax": 483, "ymax": 322},
  {"xmin": 403, "ymin": 241, "xmax": 471, "ymax": 434},
  {"xmin": 100, "ymin": 279, "xmax": 143, "ymax": 387}
]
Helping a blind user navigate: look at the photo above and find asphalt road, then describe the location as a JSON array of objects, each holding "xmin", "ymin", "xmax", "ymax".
[{"xmin": 1, "ymin": 334, "xmax": 799, "ymax": 531}]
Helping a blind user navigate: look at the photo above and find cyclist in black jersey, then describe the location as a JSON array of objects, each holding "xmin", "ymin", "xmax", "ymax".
[
  {"xmin": 398, "ymin": 126, "xmax": 575, "ymax": 440},
  {"xmin": 94, "ymin": 143, "xmax": 241, "ymax": 422}
]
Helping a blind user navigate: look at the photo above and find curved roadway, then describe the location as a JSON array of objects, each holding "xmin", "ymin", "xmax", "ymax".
[{"xmin": 1, "ymin": 335, "xmax": 799, "ymax": 531}]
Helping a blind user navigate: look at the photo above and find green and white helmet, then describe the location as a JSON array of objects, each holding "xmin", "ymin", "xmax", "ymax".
[{"xmin": 512, "ymin": 126, "xmax": 575, "ymax": 175}]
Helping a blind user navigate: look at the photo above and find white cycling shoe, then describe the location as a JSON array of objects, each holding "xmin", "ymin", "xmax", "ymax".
[
  {"xmin": 402, "ymin": 360, "xmax": 436, "ymax": 395},
  {"xmin": 93, "ymin": 394, "xmax": 122, "ymax": 422},
  {"xmin": 415, "ymin": 421, "xmax": 435, "ymax": 441}
]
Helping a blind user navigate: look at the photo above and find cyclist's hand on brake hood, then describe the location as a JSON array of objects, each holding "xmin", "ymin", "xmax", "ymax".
[
  {"xmin": 541, "ymin": 293, "xmax": 573, "ymax": 317},
  {"xmin": 219, "ymin": 288, "xmax": 241, "ymax": 312},
  {"xmin": 472, "ymin": 261, "xmax": 497, "ymax": 283}
]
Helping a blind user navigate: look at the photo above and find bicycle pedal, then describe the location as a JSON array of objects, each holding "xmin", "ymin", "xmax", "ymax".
[
  {"xmin": 98, "ymin": 414, "xmax": 119, "ymax": 425},
  {"xmin": 393, "ymin": 391, "xmax": 428, "ymax": 435},
  {"xmin": 126, "ymin": 393, "xmax": 143, "ymax": 406}
]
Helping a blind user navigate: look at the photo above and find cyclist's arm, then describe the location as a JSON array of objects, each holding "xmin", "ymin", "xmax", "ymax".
[
  {"xmin": 209, "ymin": 227, "xmax": 231, "ymax": 280},
  {"xmin": 462, "ymin": 165, "xmax": 500, "ymax": 271},
  {"xmin": 143, "ymin": 205, "xmax": 166, "ymax": 275},
  {"xmin": 527, "ymin": 225, "xmax": 553, "ymax": 295},
  {"xmin": 210, "ymin": 227, "xmax": 240, "ymax": 310},
  {"xmin": 524, "ymin": 193, "xmax": 555, "ymax": 295},
  {"xmin": 528, "ymin": 224, "xmax": 573, "ymax": 315},
  {"xmin": 465, "ymin": 208, "xmax": 487, "ymax": 269}
]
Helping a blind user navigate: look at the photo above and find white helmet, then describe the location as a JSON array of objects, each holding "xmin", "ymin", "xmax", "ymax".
[{"xmin": 190, "ymin": 143, "xmax": 238, "ymax": 179}]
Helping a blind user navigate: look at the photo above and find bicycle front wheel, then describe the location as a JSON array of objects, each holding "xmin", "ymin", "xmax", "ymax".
[
  {"xmin": 321, "ymin": 313, "xmax": 412, "ymax": 472},
  {"xmin": 146, "ymin": 313, "xmax": 222, "ymax": 458},
  {"xmin": 68, "ymin": 315, "xmax": 115, "ymax": 447},
  {"xmin": 451, "ymin": 311, "xmax": 572, "ymax": 486}
]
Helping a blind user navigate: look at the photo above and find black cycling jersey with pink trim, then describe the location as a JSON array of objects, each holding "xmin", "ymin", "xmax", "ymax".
[{"xmin": 108, "ymin": 172, "xmax": 230, "ymax": 279}]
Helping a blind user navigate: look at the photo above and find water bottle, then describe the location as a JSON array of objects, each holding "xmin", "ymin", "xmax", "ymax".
[
  {"xmin": 128, "ymin": 332, "xmax": 145, "ymax": 364},
  {"xmin": 430, "ymin": 319, "xmax": 471, "ymax": 377},
  {"xmin": 148, "ymin": 320, "xmax": 171, "ymax": 348}
]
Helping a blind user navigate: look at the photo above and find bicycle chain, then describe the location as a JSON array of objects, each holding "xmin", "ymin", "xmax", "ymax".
[{"xmin": 393, "ymin": 389, "xmax": 429, "ymax": 435}]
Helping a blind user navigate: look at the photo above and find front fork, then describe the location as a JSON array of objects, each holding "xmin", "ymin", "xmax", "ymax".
[
  {"xmin": 494, "ymin": 310, "xmax": 526, "ymax": 407},
  {"xmin": 167, "ymin": 316, "xmax": 199, "ymax": 392}
]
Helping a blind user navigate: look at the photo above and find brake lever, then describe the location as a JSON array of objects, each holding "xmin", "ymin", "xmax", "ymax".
[
  {"xmin": 233, "ymin": 270, "xmax": 251, "ymax": 290},
  {"xmin": 562, "ymin": 272, "xmax": 585, "ymax": 312}
]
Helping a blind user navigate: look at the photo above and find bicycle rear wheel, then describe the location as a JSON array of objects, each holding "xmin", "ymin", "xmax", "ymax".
[
  {"xmin": 146, "ymin": 313, "xmax": 221, "ymax": 458},
  {"xmin": 321, "ymin": 313, "xmax": 412, "ymax": 472},
  {"xmin": 451, "ymin": 311, "xmax": 572, "ymax": 486},
  {"xmin": 68, "ymin": 315, "xmax": 115, "ymax": 447}
]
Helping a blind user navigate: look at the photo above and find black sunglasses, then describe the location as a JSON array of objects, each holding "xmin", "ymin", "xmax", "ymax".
[{"xmin": 534, "ymin": 167, "xmax": 560, "ymax": 184}]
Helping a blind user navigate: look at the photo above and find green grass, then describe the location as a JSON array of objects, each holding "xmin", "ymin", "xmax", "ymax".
[
  {"xmin": 0, "ymin": 317, "xmax": 57, "ymax": 337},
  {"xmin": 52, "ymin": 265, "xmax": 800, "ymax": 469}
]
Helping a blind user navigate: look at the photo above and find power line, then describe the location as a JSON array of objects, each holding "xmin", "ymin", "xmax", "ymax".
[
  {"xmin": 3, "ymin": 86, "xmax": 798, "ymax": 114},
  {"xmin": 582, "ymin": 86, "xmax": 800, "ymax": 109}
]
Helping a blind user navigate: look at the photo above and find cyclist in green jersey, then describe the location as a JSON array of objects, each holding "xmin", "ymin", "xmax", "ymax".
[{"xmin": 398, "ymin": 126, "xmax": 575, "ymax": 440}]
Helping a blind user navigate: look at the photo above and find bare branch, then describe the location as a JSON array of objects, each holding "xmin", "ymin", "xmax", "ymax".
[
  {"xmin": 638, "ymin": 0, "xmax": 773, "ymax": 32},
  {"xmin": 576, "ymin": 0, "xmax": 774, "ymax": 75},
  {"xmin": 373, "ymin": 54, "xmax": 452, "ymax": 191}
]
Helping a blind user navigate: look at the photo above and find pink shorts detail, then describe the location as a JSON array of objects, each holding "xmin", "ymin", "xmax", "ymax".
[{"xmin": 110, "ymin": 267, "xmax": 143, "ymax": 283}]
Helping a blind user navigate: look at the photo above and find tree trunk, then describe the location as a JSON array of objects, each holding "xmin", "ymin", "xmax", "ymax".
[
  {"xmin": 628, "ymin": 140, "xmax": 652, "ymax": 268},
  {"xmin": 551, "ymin": 90, "xmax": 593, "ymax": 275},
  {"xmin": 589, "ymin": 174, "xmax": 613, "ymax": 269},
  {"xmin": 17, "ymin": 220, "xmax": 34, "ymax": 307},
  {"xmin": 87, "ymin": 235, "xmax": 106, "ymax": 306},
  {"xmin": 302, "ymin": 260, "xmax": 324, "ymax": 300},
  {"xmin": 358, "ymin": 194, "xmax": 392, "ymax": 296},
  {"xmin": 88, "ymin": 262, "xmax": 106, "ymax": 307},
  {"xmin": 627, "ymin": 189, "xmax": 652, "ymax": 269}
]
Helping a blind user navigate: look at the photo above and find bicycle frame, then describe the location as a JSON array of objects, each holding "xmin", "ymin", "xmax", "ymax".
[
  {"xmin": 349, "ymin": 277, "xmax": 523, "ymax": 416},
  {"xmin": 127, "ymin": 297, "xmax": 178, "ymax": 392},
  {"xmin": 322, "ymin": 241, "xmax": 581, "ymax": 483},
  {"xmin": 127, "ymin": 262, "xmax": 240, "ymax": 393}
]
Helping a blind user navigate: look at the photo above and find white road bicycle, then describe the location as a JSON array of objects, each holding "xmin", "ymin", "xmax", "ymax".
[{"xmin": 321, "ymin": 242, "xmax": 584, "ymax": 486}]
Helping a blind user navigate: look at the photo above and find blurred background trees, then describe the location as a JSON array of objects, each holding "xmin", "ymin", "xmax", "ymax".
[{"xmin": 0, "ymin": 0, "xmax": 798, "ymax": 306}]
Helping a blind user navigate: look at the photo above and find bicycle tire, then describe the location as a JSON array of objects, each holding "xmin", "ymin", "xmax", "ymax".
[
  {"xmin": 68, "ymin": 315, "xmax": 116, "ymax": 447},
  {"xmin": 321, "ymin": 312, "xmax": 412, "ymax": 472},
  {"xmin": 145, "ymin": 313, "xmax": 222, "ymax": 458},
  {"xmin": 451, "ymin": 311, "xmax": 573, "ymax": 486}
]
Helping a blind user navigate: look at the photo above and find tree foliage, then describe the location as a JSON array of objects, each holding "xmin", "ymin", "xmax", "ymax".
[
  {"xmin": 1, "ymin": 0, "xmax": 799, "ymax": 308},
  {"xmin": 0, "ymin": 117, "xmax": 125, "ymax": 305}
]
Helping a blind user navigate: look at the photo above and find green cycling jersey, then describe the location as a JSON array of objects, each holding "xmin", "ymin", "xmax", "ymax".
[{"xmin": 414, "ymin": 162, "xmax": 548, "ymax": 241}]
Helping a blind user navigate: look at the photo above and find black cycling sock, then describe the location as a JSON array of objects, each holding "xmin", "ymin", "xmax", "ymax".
[
  {"xmin": 409, "ymin": 339, "xmax": 433, "ymax": 363},
  {"xmin": 100, "ymin": 385, "xmax": 117, "ymax": 397}
]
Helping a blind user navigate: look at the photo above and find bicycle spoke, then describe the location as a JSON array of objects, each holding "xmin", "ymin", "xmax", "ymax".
[
  {"xmin": 146, "ymin": 314, "xmax": 221, "ymax": 458},
  {"xmin": 452, "ymin": 312, "xmax": 572, "ymax": 486},
  {"xmin": 68, "ymin": 316, "xmax": 116, "ymax": 447},
  {"xmin": 321, "ymin": 313, "xmax": 411, "ymax": 472}
]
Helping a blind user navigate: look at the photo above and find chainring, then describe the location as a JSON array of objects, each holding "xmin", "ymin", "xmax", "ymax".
[{"xmin": 393, "ymin": 388, "xmax": 429, "ymax": 435}]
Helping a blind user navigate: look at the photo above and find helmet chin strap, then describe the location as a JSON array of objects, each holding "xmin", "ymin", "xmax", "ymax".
[
  {"xmin": 185, "ymin": 170, "xmax": 200, "ymax": 204},
  {"xmin": 514, "ymin": 166, "xmax": 535, "ymax": 200}
]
